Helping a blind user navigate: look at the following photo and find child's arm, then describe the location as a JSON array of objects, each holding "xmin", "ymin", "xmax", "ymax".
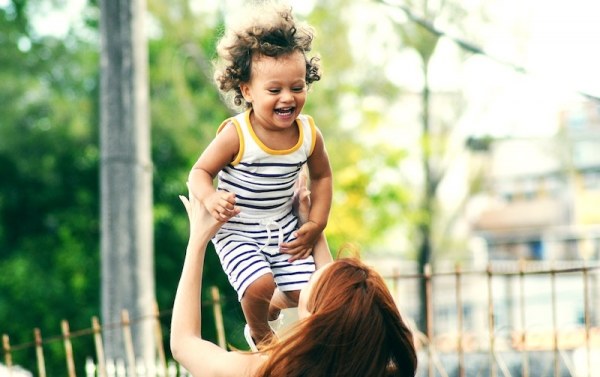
[
  {"xmin": 281, "ymin": 128, "xmax": 332, "ymax": 262},
  {"xmin": 188, "ymin": 123, "xmax": 241, "ymax": 222}
]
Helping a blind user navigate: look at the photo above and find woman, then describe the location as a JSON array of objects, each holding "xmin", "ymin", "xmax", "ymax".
[{"xmin": 171, "ymin": 188, "xmax": 418, "ymax": 377}]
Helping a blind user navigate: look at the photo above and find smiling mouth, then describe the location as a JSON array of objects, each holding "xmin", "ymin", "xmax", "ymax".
[{"xmin": 275, "ymin": 107, "xmax": 295, "ymax": 116}]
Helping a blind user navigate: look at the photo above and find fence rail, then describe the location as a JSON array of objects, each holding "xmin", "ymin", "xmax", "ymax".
[{"xmin": 2, "ymin": 261, "xmax": 599, "ymax": 377}]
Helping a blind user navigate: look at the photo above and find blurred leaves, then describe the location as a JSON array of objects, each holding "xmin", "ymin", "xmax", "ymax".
[{"xmin": 0, "ymin": 0, "xmax": 447, "ymax": 371}]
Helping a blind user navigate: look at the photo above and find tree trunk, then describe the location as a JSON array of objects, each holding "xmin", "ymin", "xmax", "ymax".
[
  {"xmin": 417, "ymin": 62, "xmax": 433, "ymax": 332},
  {"xmin": 99, "ymin": 0, "xmax": 155, "ymax": 362}
]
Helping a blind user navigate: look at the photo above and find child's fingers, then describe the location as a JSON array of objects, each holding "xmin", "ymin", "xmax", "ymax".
[{"xmin": 287, "ymin": 247, "xmax": 313, "ymax": 262}]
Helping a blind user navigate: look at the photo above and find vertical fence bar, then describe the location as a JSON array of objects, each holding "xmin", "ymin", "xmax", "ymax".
[
  {"xmin": 582, "ymin": 266, "xmax": 591, "ymax": 377},
  {"xmin": 487, "ymin": 264, "xmax": 496, "ymax": 377},
  {"xmin": 455, "ymin": 264, "xmax": 465, "ymax": 377},
  {"xmin": 392, "ymin": 267, "xmax": 399, "ymax": 299},
  {"xmin": 424, "ymin": 264, "xmax": 434, "ymax": 377},
  {"xmin": 61, "ymin": 320, "xmax": 77, "ymax": 377},
  {"xmin": 120, "ymin": 310, "xmax": 136, "ymax": 377},
  {"xmin": 550, "ymin": 267, "xmax": 559, "ymax": 377},
  {"xmin": 211, "ymin": 286, "xmax": 227, "ymax": 349},
  {"xmin": 519, "ymin": 260, "xmax": 529, "ymax": 377},
  {"xmin": 34, "ymin": 328, "xmax": 47, "ymax": 377},
  {"xmin": 153, "ymin": 302, "xmax": 168, "ymax": 377},
  {"xmin": 92, "ymin": 316, "xmax": 107, "ymax": 377},
  {"xmin": 2, "ymin": 334, "xmax": 13, "ymax": 374}
]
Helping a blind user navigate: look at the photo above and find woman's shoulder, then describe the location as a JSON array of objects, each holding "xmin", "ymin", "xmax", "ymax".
[
  {"xmin": 218, "ymin": 352, "xmax": 264, "ymax": 377},
  {"xmin": 185, "ymin": 350, "xmax": 264, "ymax": 377}
]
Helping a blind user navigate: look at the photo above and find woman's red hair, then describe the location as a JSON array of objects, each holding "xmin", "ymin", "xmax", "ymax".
[{"xmin": 257, "ymin": 258, "xmax": 417, "ymax": 377}]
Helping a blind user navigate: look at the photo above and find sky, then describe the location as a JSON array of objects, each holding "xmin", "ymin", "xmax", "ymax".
[
  {"xmin": 377, "ymin": 0, "xmax": 600, "ymax": 138},
  {"xmin": 12, "ymin": 0, "xmax": 600, "ymax": 139}
]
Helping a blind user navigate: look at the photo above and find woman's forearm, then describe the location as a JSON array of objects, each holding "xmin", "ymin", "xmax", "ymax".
[
  {"xmin": 170, "ymin": 233, "xmax": 210, "ymax": 355},
  {"xmin": 170, "ymin": 193, "xmax": 222, "ymax": 359}
]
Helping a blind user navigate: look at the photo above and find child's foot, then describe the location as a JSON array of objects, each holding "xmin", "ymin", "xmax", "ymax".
[
  {"xmin": 268, "ymin": 312, "xmax": 285, "ymax": 333},
  {"xmin": 243, "ymin": 324, "xmax": 258, "ymax": 352}
]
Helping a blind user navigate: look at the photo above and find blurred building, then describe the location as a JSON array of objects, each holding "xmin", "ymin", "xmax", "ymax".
[
  {"xmin": 367, "ymin": 100, "xmax": 600, "ymax": 353},
  {"xmin": 471, "ymin": 99, "xmax": 600, "ymax": 262}
]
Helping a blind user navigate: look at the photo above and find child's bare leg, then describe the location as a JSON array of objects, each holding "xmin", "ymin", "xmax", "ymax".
[
  {"xmin": 268, "ymin": 289, "xmax": 300, "ymax": 320},
  {"xmin": 241, "ymin": 274, "xmax": 276, "ymax": 346}
]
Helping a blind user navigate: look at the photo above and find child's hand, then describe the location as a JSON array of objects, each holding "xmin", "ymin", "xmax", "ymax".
[
  {"xmin": 179, "ymin": 183, "xmax": 223, "ymax": 240},
  {"xmin": 202, "ymin": 191, "xmax": 240, "ymax": 222},
  {"xmin": 280, "ymin": 221, "xmax": 324, "ymax": 262}
]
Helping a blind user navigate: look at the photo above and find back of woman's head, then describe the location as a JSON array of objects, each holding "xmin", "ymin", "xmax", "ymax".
[{"xmin": 258, "ymin": 258, "xmax": 418, "ymax": 377}]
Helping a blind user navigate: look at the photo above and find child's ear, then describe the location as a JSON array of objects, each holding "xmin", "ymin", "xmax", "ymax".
[{"xmin": 240, "ymin": 83, "xmax": 252, "ymax": 103}]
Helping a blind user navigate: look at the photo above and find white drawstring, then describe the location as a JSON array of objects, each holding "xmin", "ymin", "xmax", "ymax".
[{"xmin": 258, "ymin": 218, "xmax": 284, "ymax": 252}]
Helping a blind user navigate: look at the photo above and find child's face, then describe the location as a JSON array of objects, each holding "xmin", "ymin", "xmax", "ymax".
[{"xmin": 240, "ymin": 51, "xmax": 307, "ymax": 131}]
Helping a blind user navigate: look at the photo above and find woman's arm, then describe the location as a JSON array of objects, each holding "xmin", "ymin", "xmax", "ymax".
[{"xmin": 170, "ymin": 187, "xmax": 260, "ymax": 377}]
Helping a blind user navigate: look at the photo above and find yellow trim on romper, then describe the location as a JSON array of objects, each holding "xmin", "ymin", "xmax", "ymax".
[
  {"xmin": 245, "ymin": 109, "xmax": 304, "ymax": 155},
  {"xmin": 305, "ymin": 115, "xmax": 317, "ymax": 156},
  {"xmin": 216, "ymin": 117, "xmax": 245, "ymax": 166}
]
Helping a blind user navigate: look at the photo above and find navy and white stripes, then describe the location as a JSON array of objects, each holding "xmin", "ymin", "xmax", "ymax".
[{"xmin": 211, "ymin": 110, "xmax": 318, "ymax": 301}]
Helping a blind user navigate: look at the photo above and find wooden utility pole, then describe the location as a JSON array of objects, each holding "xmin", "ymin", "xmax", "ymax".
[{"xmin": 99, "ymin": 0, "xmax": 155, "ymax": 362}]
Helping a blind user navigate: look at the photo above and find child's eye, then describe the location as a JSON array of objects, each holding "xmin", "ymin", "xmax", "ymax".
[
  {"xmin": 268, "ymin": 89, "xmax": 281, "ymax": 94},
  {"xmin": 292, "ymin": 87, "xmax": 305, "ymax": 92}
]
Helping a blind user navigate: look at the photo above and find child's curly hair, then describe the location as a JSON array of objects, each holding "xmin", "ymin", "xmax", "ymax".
[{"xmin": 213, "ymin": 3, "xmax": 321, "ymax": 109}]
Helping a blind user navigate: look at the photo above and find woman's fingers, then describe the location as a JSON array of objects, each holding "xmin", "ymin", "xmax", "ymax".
[{"xmin": 179, "ymin": 195, "xmax": 191, "ymax": 217}]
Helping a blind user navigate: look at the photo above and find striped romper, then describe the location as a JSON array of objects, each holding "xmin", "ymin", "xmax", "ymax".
[{"xmin": 212, "ymin": 110, "xmax": 317, "ymax": 301}]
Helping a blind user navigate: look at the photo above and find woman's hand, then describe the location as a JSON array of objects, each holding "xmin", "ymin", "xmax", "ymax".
[
  {"xmin": 292, "ymin": 170, "xmax": 311, "ymax": 225},
  {"xmin": 179, "ymin": 183, "xmax": 225, "ymax": 241}
]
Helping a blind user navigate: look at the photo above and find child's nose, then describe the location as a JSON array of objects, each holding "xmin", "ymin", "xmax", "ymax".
[{"xmin": 281, "ymin": 90, "xmax": 294, "ymax": 102}]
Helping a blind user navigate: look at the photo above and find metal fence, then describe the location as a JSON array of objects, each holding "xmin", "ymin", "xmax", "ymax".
[
  {"xmin": 382, "ymin": 260, "xmax": 600, "ymax": 377},
  {"xmin": 2, "ymin": 262, "xmax": 599, "ymax": 377}
]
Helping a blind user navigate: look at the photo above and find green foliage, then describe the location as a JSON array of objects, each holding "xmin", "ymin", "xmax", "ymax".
[
  {"xmin": 146, "ymin": 0, "xmax": 248, "ymax": 350},
  {"xmin": 0, "ymin": 0, "xmax": 424, "ymax": 373},
  {"xmin": 0, "ymin": 3, "xmax": 100, "ymax": 374}
]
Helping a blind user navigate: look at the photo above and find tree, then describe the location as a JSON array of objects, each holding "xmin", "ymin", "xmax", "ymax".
[
  {"xmin": 99, "ymin": 0, "xmax": 155, "ymax": 360},
  {"xmin": 146, "ymin": 0, "xmax": 248, "ymax": 349},
  {"xmin": 379, "ymin": 0, "xmax": 483, "ymax": 331},
  {"xmin": 0, "ymin": 1, "xmax": 101, "ymax": 374},
  {"xmin": 304, "ymin": 0, "xmax": 412, "ymax": 253}
]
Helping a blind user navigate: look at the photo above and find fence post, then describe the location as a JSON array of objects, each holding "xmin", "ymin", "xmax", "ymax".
[
  {"xmin": 454, "ymin": 263, "xmax": 465, "ymax": 377},
  {"xmin": 486, "ymin": 264, "xmax": 496, "ymax": 377},
  {"xmin": 152, "ymin": 301, "xmax": 168, "ymax": 377},
  {"xmin": 211, "ymin": 287, "xmax": 227, "ymax": 349},
  {"xmin": 92, "ymin": 316, "xmax": 107, "ymax": 377},
  {"xmin": 424, "ymin": 264, "xmax": 434, "ymax": 377},
  {"xmin": 582, "ymin": 265, "xmax": 592, "ymax": 377},
  {"xmin": 61, "ymin": 320, "xmax": 77, "ymax": 377},
  {"xmin": 518, "ymin": 260, "xmax": 529, "ymax": 377},
  {"xmin": 120, "ymin": 310, "xmax": 136, "ymax": 377},
  {"xmin": 34, "ymin": 328, "xmax": 47, "ymax": 377},
  {"xmin": 550, "ymin": 266, "xmax": 559, "ymax": 377},
  {"xmin": 2, "ymin": 334, "xmax": 12, "ymax": 374}
]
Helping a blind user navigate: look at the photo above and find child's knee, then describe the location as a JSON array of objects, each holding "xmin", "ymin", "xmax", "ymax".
[
  {"xmin": 244, "ymin": 274, "xmax": 276, "ymax": 300},
  {"xmin": 282, "ymin": 289, "xmax": 300, "ymax": 305}
]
